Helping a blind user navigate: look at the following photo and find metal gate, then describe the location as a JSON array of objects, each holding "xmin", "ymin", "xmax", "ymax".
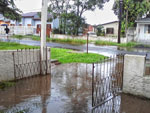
[
  {"xmin": 92, "ymin": 55, "xmax": 124, "ymax": 111},
  {"xmin": 12, "ymin": 47, "xmax": 51, "ymax": 80}
]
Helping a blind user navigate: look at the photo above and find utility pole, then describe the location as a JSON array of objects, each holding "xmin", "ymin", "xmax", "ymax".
[
  {"xmin": 87, "ymin": 33, "xmax": 89, "ymax": 54},
  {"xmin": 41, "ymin": 0, "xmax": 48, "ymax": 60},
  {"xmin": 118, "ymin": 0, "xmax": 123, "ymax": 44}
]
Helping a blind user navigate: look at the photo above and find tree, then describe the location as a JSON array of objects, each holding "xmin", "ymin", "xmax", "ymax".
[
  {"xmin": 48, "ymin": 0, "xmax": 71, "ymax": 34},
  {"xmin": 0, "ymin": 0, "xmax": 21, "ymax": 20},
  {"xmin": 72, "ymin": 0, "xmax": 109, "ymax": 35},
  {"xmin": 113, "ymin": 0, "xmax": 150, "ymax": 35},
  {"xmin": 48, "ymin": 0, "xmax": 109, "ymax": 35},
  {"xmin": 96, "ymin": 25, "xmax": 105, "ymax": 36}
]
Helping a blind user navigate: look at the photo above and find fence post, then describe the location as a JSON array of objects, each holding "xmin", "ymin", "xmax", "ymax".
[
  {"xmin": 121, "ymin": 54, "xmax": 124, "ymax": 90},
  {"xmin": 40, "ymin": 47, "xmax": 42, "ymax": 75},
  {"xmin": 12, "ymin": 52, "xmax": 16, "ymax": 80},
  {"xmin": 46, "ymin": 47, "xmax": 48, "ymax": 75},
  {"xmin": 92, "ymin": 63, "xmax": 95, "ymax": 107}
]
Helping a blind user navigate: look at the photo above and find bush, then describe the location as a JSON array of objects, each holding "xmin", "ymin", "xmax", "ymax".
[{"xmin": 52, "ymin": 28, "xmax": 60, "ymax": 34}]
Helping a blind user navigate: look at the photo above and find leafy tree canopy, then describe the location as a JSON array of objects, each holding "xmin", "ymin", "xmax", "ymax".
[
  {"xmin": 113, "ymin": 0, "xmax": 150, "ymax": 34},
  {"xmin": 0, "ymin": 0, "xmax": 21, "ymax": 20},
  {"xmin": 48, "ymin": 0, "xmax": 109, "ymax": 35}
]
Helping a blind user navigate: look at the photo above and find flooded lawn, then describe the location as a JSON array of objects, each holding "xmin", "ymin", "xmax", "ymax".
[{"xmin": 0, "ymin": 63, "xmax": 150, "ymax": 113}]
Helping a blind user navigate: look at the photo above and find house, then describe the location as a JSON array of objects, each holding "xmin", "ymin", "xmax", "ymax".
[
  {"xmin": 22, "ymin": 12, "xmax": 59, "ymax": 28},
  {"xmin": 21, "ymin": 12, "xmax": 59, "ymax": 36},
  {"xmin": 135, "ymin": 18, "xmax": 150, "ymax": 42},
  {"xmin": 100, "ymin": 21, "xmax": 119, "ymax": 37},
  {"xmin": 83, "ymin": 24, "xmax": 96, "ymax": 35},
  {"xmin": 0, "ymin": 14, "xmax": 18, "ymax": 26}
]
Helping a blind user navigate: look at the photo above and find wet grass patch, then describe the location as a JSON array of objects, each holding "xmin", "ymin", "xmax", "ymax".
[
  {"xmin": 47, "ymin": 38, "xmax": 86, "ymax": 45},
  {"xmin": 12, "ymin": 35, "xmax": 86, "ymax": 45},
  {"xmin": 0, "ymin": 41, "xmax": 39, "ymax": 50},
  {"xmin": 0, "ymin": 81, "xmax": 15, "ymax": 89},
  {"xmin": 95, "ymin": 41, "xmax": 138, "ymax": 48},
  {"xmin": 51, "ymin": 48, "xmax": 106, "ymax": 63}
]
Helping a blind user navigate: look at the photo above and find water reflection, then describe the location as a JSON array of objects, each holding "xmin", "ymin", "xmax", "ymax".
[
  {"xmin": 0, "ymin": 63, "xmax": 150, "ymax": 113},
  {"xmin": 0, "ymin": 75, "xmax": 51, "ymax": 113}
]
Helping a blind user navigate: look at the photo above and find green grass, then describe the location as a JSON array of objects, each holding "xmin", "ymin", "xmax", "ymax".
[
  {"xmin": 0, "ymin": 81, "xmax": 15, "ymax": 89},
  {"xmin": 0, "ymin": 41, "xmax": 106, "ymax": 64},
  {"xmin": 48, "ymin": 38, "xmax": 86, "ymax": 45},
  {"xmin": 0, "ymin": 41, "xmax": 39, "ymax": 50},
  {"xmin": 12, "ymin": 35, "xmax": 86, "ymax": 45},
  {"xmin": 51, "ymin": 48, "xmax": 106, "ymax": 64},
  {"xmin": 95, "ymin": 40, "xmax": 138, "ymax": 48}
]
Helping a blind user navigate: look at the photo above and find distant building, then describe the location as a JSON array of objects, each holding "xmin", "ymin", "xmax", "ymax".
[
  {"xmin": 21, "ymin": 12, "xmax": 59, "ymax": 37},
  {"xmin": 83, "ymin": 24, "xmax": 96, "ymax": 36},
  {"xmin": 21, "ymin": 12, "xmax": 59, "ymax": 29},
  {"xmin": 100, "ymin": 21, "xmax": 119, "ymax": 37},
  {"xmin": 0, "ymin": 14, "xmax": 18, "ymax": 26},
  {"xmin": 135, "ymin": 18, "xmax": 150, "ymax": 42}
]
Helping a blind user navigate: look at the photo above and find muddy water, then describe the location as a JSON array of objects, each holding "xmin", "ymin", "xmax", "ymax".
[{"xmin": 0, "ymin": 63, "xmax": 150, "ymax": 113}]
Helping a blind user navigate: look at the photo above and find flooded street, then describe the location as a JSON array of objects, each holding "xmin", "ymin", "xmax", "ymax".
[
  {"xmin": 0, "ymin": 63, "xmax": 150, "ymax": 113},
  {"xmin": 0, "ymin": 38, "xmax": 149, "ymax": 57}
]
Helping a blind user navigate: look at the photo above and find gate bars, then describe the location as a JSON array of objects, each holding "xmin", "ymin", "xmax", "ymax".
[
  {"xmin": 12, "ymin": 47, "xmax": 51, "ymax": 80},
  {"xmin": 92, "ymin": 55, "xmax": 124, "ymax": 109}
]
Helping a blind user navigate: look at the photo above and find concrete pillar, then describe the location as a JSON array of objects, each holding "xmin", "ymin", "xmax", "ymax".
[{"xmin": 123, "ymin": 54, "xmax": 150, "ymax": 98}]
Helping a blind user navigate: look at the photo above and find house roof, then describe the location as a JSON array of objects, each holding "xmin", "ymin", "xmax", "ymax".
[
  {"xmin": 22, "ymin": 12, "xmax": 52, "ymax": 21},
  {"xmin": 22, "ymin": 12, "xmax": 38, "ymax": 17},
  {"xmin": 100, "ymin": 21, "xmax": 119, "ymax": 26},
  {"xmin": 136, "ymin": 18, "xmax": 150, "ymax": 23}
]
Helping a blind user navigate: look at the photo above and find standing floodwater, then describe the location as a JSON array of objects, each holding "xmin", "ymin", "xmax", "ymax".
[{"xmin": 0, "ymin": 63, "xmax": 150, "ymax": 113}]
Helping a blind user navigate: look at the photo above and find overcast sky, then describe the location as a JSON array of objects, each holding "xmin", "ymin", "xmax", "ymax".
[{"xmin": 15, "ymin": 0, "xmax": 118, "ymax": 25}]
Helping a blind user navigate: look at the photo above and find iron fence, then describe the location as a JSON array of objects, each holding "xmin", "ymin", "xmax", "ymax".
[
  {"xmin": 12, "ymin": 47, "xmax": 51, "ymax": 80},
  {"xmin": 92, "ymin": 55, "xmax": 124, "ymax": 109}
]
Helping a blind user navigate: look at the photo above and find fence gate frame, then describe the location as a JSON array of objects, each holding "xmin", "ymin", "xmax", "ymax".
[
  {"xmin": 92, "ymin": 54, "xmax": 124, "ymax": 110},
  {"xmin": 12, "ymin": 47, "xmax": 51, "ymax": 80}
]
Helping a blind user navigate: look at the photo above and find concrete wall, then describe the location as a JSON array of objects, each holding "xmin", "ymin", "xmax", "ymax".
[
  {"xmin": 123, "ymin": 54, "xmax": 150, "ymax": 98},
  {"xmin": 0, "ymin": 51, "xmax": 15, "ymax": 81},
  {"xmin": 51, "ymin": 34, "xmax": 127, "ymax": 43},
  {"xmin": 126, "ymin": 27, "xmax": 136, "ymax": 42},
  {"xmin": 0, "ymin": 48, "xmax": 51, "ymax": 82}
]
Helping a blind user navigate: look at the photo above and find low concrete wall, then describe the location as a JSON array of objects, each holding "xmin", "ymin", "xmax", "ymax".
[
  {"xmin": 123, "ymin": 54, "xmax": 150, "ymax": 98},
  {"xmin": 0, "ymin": 48, "xmax": 51, "ymax": 82},
  {"xmin": 0, "ymin": 51, "xmax": 15, "ymax": 81},
  {"xmin": 51, "ymin": 34, "xmax": 127, "ymax": 43}
]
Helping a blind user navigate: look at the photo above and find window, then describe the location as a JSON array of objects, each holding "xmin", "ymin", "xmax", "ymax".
[
  {"xmin": 144, "ymin": 25, "xmax": 150, "ymax": 34},
  {"xmin": 106, "ymin": 28, "xmax": 114, "ymax": 34}
]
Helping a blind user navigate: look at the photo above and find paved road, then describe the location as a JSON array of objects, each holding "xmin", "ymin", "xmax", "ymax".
[{"xmin": 0, "ymin": 38, "xmax": 149, "ymax": 56}]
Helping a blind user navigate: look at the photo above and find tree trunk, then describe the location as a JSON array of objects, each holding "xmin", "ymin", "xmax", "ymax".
[
  {"xmin": 76, "ymin": 0, "xmax": 80, "ymax": 36},
  {"xmin": 125, "ymin": 9, "xmax": 128, "ymax": 35}
]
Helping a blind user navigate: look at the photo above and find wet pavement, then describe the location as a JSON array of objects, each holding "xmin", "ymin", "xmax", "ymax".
[
  {"xmin": 0, "ymin": 63, "xmax": 150, "ymax": 113},
  {"xmin": 0, "ymin": 38, "xmax": 149, "ymax": 57}
]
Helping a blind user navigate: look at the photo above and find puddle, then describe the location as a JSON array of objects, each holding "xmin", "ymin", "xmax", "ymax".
[{"xmin": 0, "ymin": 63, "xmax": 150, "ymax": 113}]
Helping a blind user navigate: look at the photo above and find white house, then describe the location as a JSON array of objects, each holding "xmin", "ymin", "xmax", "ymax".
[
  {"xmin": 100, "ymin": 21, "xmax": 119, "ymax": 37},
  {"xmin": 135, "ymin": 18, "xmax": 150, "ymax": 42}
]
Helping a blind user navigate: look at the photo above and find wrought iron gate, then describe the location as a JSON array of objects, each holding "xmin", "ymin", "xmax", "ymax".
[
  {"xmin": 12, "ymin": 47, "xmax": 51, "ymax": 80},
  {"xmin": 92, "ymin": 55, "xmax": 124, "ymax": 111}
]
